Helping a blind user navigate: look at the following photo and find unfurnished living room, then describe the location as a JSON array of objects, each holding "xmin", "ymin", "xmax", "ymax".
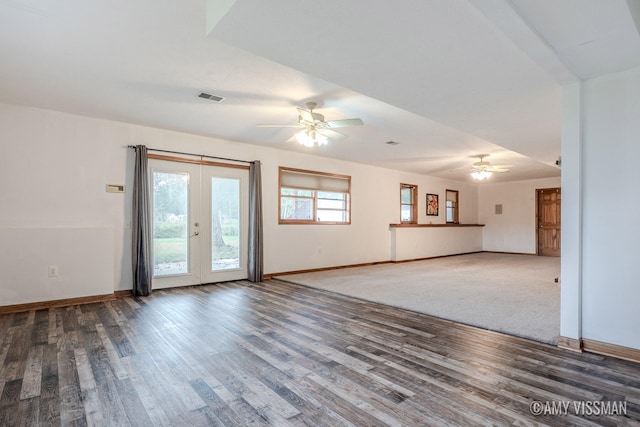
[{"xmin": 1, "ymin": 1, "xmax": 640, "ymax": 425}]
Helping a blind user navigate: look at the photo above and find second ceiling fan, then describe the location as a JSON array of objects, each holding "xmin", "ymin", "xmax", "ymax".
[
  {"xmin": 467, "ymin": 155, "xmax": 511, "ymax": 180},
  {"xmin": 448, "ymin": 155, "xmax": 511, "ymax": 180},
  {"xmin": 258, "ymin": 101, "xmax": 363, "ymax": 147}
]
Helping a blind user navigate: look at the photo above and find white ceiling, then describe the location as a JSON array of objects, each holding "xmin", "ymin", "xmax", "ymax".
[{"xmin": 1, "ymin": 0, "xmax": 639, "ymax": 182}]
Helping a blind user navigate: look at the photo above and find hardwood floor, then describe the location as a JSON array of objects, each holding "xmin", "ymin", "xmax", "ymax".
[{"xmin": 1, "ymin": 279, "xmax": 639, "ymax": 426}]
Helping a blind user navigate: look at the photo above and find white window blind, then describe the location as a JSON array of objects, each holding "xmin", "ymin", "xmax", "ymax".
[{"xmin": 280, "ymin": 169, "xmax": 350, "ymax": 192}]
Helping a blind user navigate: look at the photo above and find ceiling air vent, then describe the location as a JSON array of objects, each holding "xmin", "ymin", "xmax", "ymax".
[{"xmin": 197, "ymin": 92, "xmax": 225, "ymax": 102}]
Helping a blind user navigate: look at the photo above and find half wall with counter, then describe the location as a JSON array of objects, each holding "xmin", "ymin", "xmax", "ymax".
[{"xmin": 389, "ymin": 224, "xmax": 485, "ymax": 262}]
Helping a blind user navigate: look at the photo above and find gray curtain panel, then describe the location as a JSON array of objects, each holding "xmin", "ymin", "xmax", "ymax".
[
  {"xmin": 248, "ymin": 160, "xmax": 264, "ymax": 282},
  {"xmin": 132, "ymin": 145, "xmax": 152, "ymax": 296}
]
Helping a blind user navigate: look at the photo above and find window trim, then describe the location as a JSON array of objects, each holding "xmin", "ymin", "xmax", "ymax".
[
  {"xmin": 279, "ymin": 166, "xmax": 351, "ymax": 225},
  {"xmin": 400, "ymin": 183, "xmax": 418, "ymax": 224},
  {"xmin": 446, "ymin": 189, "xmax": 459, "ymax": 224}
]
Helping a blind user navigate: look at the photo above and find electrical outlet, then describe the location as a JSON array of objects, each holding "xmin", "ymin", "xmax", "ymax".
[{"xmin": 48, "ymin": 265, "xmax": 59, "ymax": 277}]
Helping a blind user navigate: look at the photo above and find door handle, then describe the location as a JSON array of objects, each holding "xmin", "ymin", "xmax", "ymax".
[{"xmin": 191, "ymin": 222, "xmax": 200, "ymax": 237}]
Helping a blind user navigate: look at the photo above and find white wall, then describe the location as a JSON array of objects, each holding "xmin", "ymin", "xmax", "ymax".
[
  {"xmin": 478, "ymin": 177, "xmax": 561, "ymax": 254},
  {"xmin": 0, "ymin": 105, "xmax": 131, "ymax": 305},
  {"xmin": 0, "ymin": 228, "xmax": 114, "ymax": 305},
  {"xmin": 560, "ymin": 82, "xmax": 583, "ymax": 341},
  {"xmin": 0, "ymin": 102, "xmax": 478, "ymax": 305},
  {"xmin": 578, "ymin": 66, "xmax": 640, "ymax": 349}
]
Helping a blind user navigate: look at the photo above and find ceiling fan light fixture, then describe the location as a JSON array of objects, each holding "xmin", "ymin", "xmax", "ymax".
[
  {"xmin": 295, "ymin": 129, "xmax": 327, "ymax": 148},
  {"xmin": 295, "ymin": 130, "xmax": 314, "ymax": 147},
  {"xmin": 471, "ymin": 170, "xmax": 493, "ymax": 180},
  {"xmin": 259, "ymin": 101, "xmax": 362, "ymax": 146}
]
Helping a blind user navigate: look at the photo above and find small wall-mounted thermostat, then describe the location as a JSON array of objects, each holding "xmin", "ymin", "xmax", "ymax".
[{"xmin": 106, "ymin": 184, "xmax": 125, "ymax": 193}]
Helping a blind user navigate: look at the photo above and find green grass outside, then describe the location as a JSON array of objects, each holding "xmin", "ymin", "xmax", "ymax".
[
  {"xmin": 154, "ymin": 237, "xmax": 188, "ymax": 264},
  {"xmin": 154, "ymin": 235, "xmax": 240, "ymax": 264},
  {"xmin": 213, "ymin": 234, "xmax": 238, "ymax": 260}
]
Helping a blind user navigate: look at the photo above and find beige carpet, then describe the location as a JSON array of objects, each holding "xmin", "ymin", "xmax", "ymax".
[{"xmin": 275, "ymin": 253, "xmax": 560, "ymax": 344}]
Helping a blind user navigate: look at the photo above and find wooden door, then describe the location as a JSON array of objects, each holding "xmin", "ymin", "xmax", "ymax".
[{"xmin": 537, "ymin": 188, "xmax": 561, "ymax": 257}]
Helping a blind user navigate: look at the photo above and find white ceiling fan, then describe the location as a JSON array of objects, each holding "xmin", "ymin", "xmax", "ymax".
[
  {"xmin": 453, "ymin": 154, "xmax": 511, "ymax": 180},
  {"xmin": 258, "ymin": 101, "xmax": 363, "ymax": 147}
]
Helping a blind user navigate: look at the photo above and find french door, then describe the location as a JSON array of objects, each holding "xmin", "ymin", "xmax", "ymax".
[{"xmin": 150, "ymin": 158, "xmax": 249, "ymax": 289}]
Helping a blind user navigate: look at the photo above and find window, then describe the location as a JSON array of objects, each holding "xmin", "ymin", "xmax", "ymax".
[
  {"xmin": 279, "ymin": 167, "xmax": 350, "ymax": 224},
  {"xmin": 446, "ymin": 189, "xmax": 459, "ymax": 223},
  {"xmin": 400, "ymin": 183, "xmax": 418, "ymax": 223}
]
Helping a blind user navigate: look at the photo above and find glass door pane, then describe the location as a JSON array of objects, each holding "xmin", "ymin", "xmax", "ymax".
[
  {"xmin": 152, "ymin": 171, "xmax": 189, "ymax": 276},
  {"xmin": 201, "ymin": 166, "xmax": 248, "ymax": 283},
  {"xmin": 211, "ymin": 177, "xmax": 240, "ymax": 271},
  {"xmin": 149, "ymin": 159, "xmax": 201, "ymax": 289}
]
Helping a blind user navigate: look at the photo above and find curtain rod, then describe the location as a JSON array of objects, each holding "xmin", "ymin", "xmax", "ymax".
[{"xmin": 126, "ymin": 145, "xmax": 254, "ymax": 165}]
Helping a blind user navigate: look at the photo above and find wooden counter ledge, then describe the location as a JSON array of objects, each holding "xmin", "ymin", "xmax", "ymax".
[{"xmin": 389, "ymin": 223, "xmax": 485, "ymax": 228}]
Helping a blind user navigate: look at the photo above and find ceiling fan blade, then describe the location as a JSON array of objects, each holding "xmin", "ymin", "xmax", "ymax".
[
  {"xmin": 297, "ymin": 108, "xmax": 315, "ymax": 123},
  {"xmin": 257, "ymin": 124, "xmax": 303, "ymax": 128},
  {"xmin": 487, "ymin": 168, "xmax": 509, "ymax": 173},
  {"xmin": 316, "ymin": 128, "xmax": 346, "ymax": 140},
  {"xmin": 326, "ymin": 118, "xmax": 363, "ymax": 128}
]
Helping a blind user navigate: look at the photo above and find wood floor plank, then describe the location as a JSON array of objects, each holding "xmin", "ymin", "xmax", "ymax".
[
  {"xmin": 304, "ymin": 370, "xmax": 407, "ymax": 427},
  {"xmin": 276, "ymin": 377, "xmax": 359, "ymax": 427},
  {"xmin": 73, "ymin": 348, "xmax": 96, "ymax": 393},
  {"xmin": 47, "ymin": 308, "xmax": 63, "ymax": 345},
  {"xmin": 1, "ymin": 279, "xmax": 640, "ymax": 426},
  {"xmin": 291, "ymin": 374, "xmax": 391, "ymax": 426},
  {"xmin": 189, "ymin": 377, "xmax": 244, "ymax": 426},
  {"xmin": 38, "ymin": 343, "xmax": 60, "ymax": 426},
  {"xmin": 81, "ymin": 388, "xmax": 106, "ymax": 426},
  {"xmin": 0, "ymin": 328, "xmax": 15, "ymax": 380},
  {"xmin": 113, "ymin": 376, "xmax": 154, "ymax": 426},
  {"xmin": 10, "ymin": 312, "xmax": 28, "ymax": 328},
  {"xmin": 1, "ymin": 323, "xmax": 29, "ymax": 382},
  {"xmin": 19, "ymin": 343, "xmax": 44, "ymax": 399},
  {"xmin": 56, "ymin": 349, "xmax": 86, "ymax": 425},
  {"xmin": 118, "ymin": 355, "xmax": 172, "ymax": 426},
  {"xmin": 146, "ymin": 348, "xmax": 208, "ymax": 412},
  {"xmin": 215, "ymin": 350, "xmax": 302, "ymax": 419},
  {"xmin": 125, "ymin": 349, "xmax": 201, "ymax": 425},
  {"xmin": 94, "ymin": 323, "xmax": 128, "ymax": 380},
  {"xmin": 18, "ymin": 396, "xmax": 40, "ymax": 426},
  {"xmin": 0, "ymin": 379, "xmax": 22, "ymax": 426}
]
